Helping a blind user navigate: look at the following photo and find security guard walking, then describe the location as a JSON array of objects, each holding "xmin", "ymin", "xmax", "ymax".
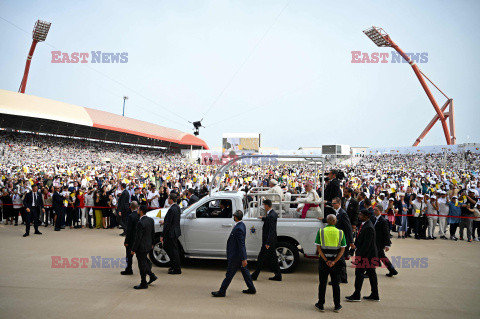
[{"xmin": 315, "ymin": 214, "xmax": 346, "ymax": 313}]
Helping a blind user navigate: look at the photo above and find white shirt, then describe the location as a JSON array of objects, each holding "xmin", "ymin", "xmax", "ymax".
[
  {"xmin": 345, "ymin": 197, "xmax": 351, "ymax": 210},
  {"xmin": 32, "ymin": 191, "xmax": 37, "ymax": 206},
  {"xmin": 437, "ymin": 197, "xmax": 449, "ymax": 215},
  {"xmin": 148, "ymin": 191, "xmax": 160, "ymax": 208}
]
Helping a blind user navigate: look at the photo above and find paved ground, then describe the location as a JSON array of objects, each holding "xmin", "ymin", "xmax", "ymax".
[{"xmin": 0, "ymin": 224, "xmax": 479, "ymax": 319}]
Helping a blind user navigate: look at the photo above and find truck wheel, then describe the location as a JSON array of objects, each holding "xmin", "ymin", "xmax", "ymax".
[
  {"xmin": 276, "ymin": 242, "xmax": 299, "ymax": 273},
  {"xmin": 150, "ymin": 241, "xmax": 172, "ymax": 267}
]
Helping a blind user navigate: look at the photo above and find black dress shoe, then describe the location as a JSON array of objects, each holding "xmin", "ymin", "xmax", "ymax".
[
  {"xmin": 269, "ymin": 276, "xmax": 282, "ymax": 281},
  {"xmin": 54, "ymin": 228, "xmax": 61, "ymax": 231},
  {"xmin": 363, "ymin": 295, "xmax": 380, "ymax": 301},
  {"xmin": 168, "ymin": 269, "xmax": 182, "ymax": 275},
  {"xmin": 314, "ymin": 303, "xmax": 325, "ymax": 312},
  {"xmin": 386, "ymin": 269, "xmax": 398, "ymax": 277},
  {"xmin": 34, "ymin": 231, "xmax": 42, "ymax": 235},
  {"xmin": 242, "ymin": 288, "xmax": 256, "ymax": 294},
  {"xmin": 23, "ymin": 233, "xmax": 29, "ymax": 237},
  {"xmin": 211, "ymin": 291, "xmax": 225, "ymax": 297},
  {"xmin": 345, "ymin": 295, "xmax": 361, "ymax": 302},
  {"xmin": 119, "ymin": 233, "xmax": 126, "ymax": 237},
  {"xmin": 148, "ymin": 274, "xmax": 158, "ymax": 284},
  {"xmin": 120, "ymin": 270, "xmax": 133, "ymax": 275},
  {"xmin": 134, "ymin": 284, "xmax": 148, "ymax": 289}
]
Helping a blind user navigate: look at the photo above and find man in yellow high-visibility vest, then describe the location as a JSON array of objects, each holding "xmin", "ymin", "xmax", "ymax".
[{"xmin": 314, "ymin": 214, "xmax": 346, "ymax": 313}]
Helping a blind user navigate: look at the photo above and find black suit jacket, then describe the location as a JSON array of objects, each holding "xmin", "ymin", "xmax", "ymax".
[
  {"xmin": 132, "ymin": 216, "xmax": 155, "ymax": 253},
  {"xmin": 163, "ymin": 204, "xmax": 181, "ymax": 238},
  {"xmin": 131, "ymin": 194, "xmax": 140, "ymax": 204},
  {"xmin": 262, "ymin": 209, "xmax": 278, "ymax": 246},
  {"xmin": 23, "ymin": 191, "xmax": 44, "ymax": 210},
  {"xmin": 372, "ymin": 215, "xmax": 391, "ymax": 250},
  {"xmin": 52, "ymin": 191, "xmax": 64, "ymax": 210},
  {"xmin": 354, "ymin": 220, "xmax": 378, "ymax": 260},
  {"xmin": 324, "ymin": 178, "xmax": 342, "ymax": 202},
  {"xmin": 117, "ymin": 189, "xmax": 130, "ymax": 213},
  {"xmin": 226, "ymin": 221, "xmax": 247, "ymax": 261},
  {"xmin": 335, "ymin": 208, "xmax": 354, "ymax": 245},
  {"xmin": 124, "ymin": 211, "xmax": 140, "ymax": 246},
  {"xmin": 342, "ymin": 197, "xmax": 359, "ymax": 226}
]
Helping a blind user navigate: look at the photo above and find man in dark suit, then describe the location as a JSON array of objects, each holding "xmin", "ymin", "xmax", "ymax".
[
  {"xmin": 342, "ymin": 188, "xmax": 359, "ymax": 231},
  {"xmin": 160, "ymin": 193, "xmax": 182, "ymax": 274},
  {"xmin": 357, "ymin": 192, "xmax": 366, "ymax": 212},
  {"xmin": 121, "ymin": 201, "xmax": 140, "ymax": 275},
  {"xmin": 131, "ymin": 205, "xmax": 157, "ymax": 289},
  {"xmin": 331, "ymin": 197, "xmax": 354, "ymax": 284},
  {"xmin": 324, "ymin": 170, "xmax": 342, "ymax": 203},
  {"xmin": 251, "ymin": 199, "xmax": 282, "ymax": 281},
  {"xmin": 212, "ymin": 210, "xmax": 256, "ymax": 297},
  {"xmin": 117, "ymin": 183, "xmax": 130, "ymax": 236},
  {"xmin": 372, "ymin": 204, "xmax": 398, "ymax": 277},
  {"xmin": 52, "ymin": 186, "xmax": 65, "ymax": 231},
  {"xmin": 187, "ymin": 188, "xmax": 199, "ymax": 206},
  {"xmin": 346, "ymin": 209, "xmax": 380, "ymax": 302},
  {"xmin": 131, "ymin": 188, "xmax": 140, "ymax": 205},
  {"xmin": 22, "ymin": 184, "xmax": 44, "ymax": 237}
]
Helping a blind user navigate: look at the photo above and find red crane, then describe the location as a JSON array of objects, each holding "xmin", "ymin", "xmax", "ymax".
[
  {"xmin": 363, "ymin": 26, "xmax": 455, "ymax": 146},
  {"xmin": 18, "ymin": 20, "xmax": 51, "ymax": 94}
]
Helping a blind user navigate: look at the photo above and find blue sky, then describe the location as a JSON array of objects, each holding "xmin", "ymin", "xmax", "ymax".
[{"xmin": 1, "ymin": 0, "xmax": 479, "ymax": 149}]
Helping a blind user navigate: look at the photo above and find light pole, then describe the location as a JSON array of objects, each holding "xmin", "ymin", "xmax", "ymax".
[
  {"xmin": 19, "ymin": 20, "xmax": 51, "ymax": 93},
  {"xmin": 122, "ymin": 96, "xmax": 128, "ymax": 116},
  {"xmin": 363, "ymin": 26, "xmax": 455, "ymax": 146}
]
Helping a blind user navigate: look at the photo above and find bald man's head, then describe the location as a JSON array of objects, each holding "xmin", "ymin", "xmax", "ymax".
[{"xmin": 326, "ymin": 214, "xmax": 337, "ymax": 225}]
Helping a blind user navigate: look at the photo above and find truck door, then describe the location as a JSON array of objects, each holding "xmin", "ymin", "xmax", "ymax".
[
  {"xmin": 183, "ymin": 198, "xmax": 234, "ymax": 257},
  {"xmin": 243, "ymin": 219, "xmax": 263, "ymax": 258}
]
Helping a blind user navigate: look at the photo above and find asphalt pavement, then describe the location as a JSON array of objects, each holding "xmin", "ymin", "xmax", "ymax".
[{"xmin": 0, "ymin": 224, "xmax": 479, "ymax": 319}]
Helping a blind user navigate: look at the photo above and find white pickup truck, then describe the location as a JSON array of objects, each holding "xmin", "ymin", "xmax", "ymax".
[{"xmin": 146, "ymin": 191, "xmax": 323, "ymax": 273}]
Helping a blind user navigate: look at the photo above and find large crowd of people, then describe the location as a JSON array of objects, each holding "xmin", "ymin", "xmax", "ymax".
[{"xmin": 1, "ymin": 131, "xmax": 479, "ymax": 241}]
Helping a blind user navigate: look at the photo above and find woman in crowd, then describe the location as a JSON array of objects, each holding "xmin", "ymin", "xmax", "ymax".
[
  {"xmin": 43, "ymin": 186, "xmax": 53, "ymax": 226},
  {"xmin": 0, "ymin": 188, "xmax": 13, "ymax": 225},
  {"xmin": 93, "ymin": 190, "xmax": 103, "ymax": 229},
  {"xmin": 386, "ymin": 197, "xmax": 396, "ymax": 234},
  {"xmin": 395, "ymin": 193, "xmax": 408, "ymax": 238},
  {"xmin": 99, "ymin": 186, "xmax": 110, "ymax": 229},
  {"xmin": 12, "ymin": 188, "xmax": 23, "ymax": 226}
]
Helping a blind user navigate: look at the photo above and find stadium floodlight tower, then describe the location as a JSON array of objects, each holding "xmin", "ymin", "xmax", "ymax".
[
  {"xmin": 18, "ymin": 20, "xmax": 52, "ymax": 94},
  {"xmin": 363, "ymin": 26, "xmax": 455, "ymax": 146}
]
